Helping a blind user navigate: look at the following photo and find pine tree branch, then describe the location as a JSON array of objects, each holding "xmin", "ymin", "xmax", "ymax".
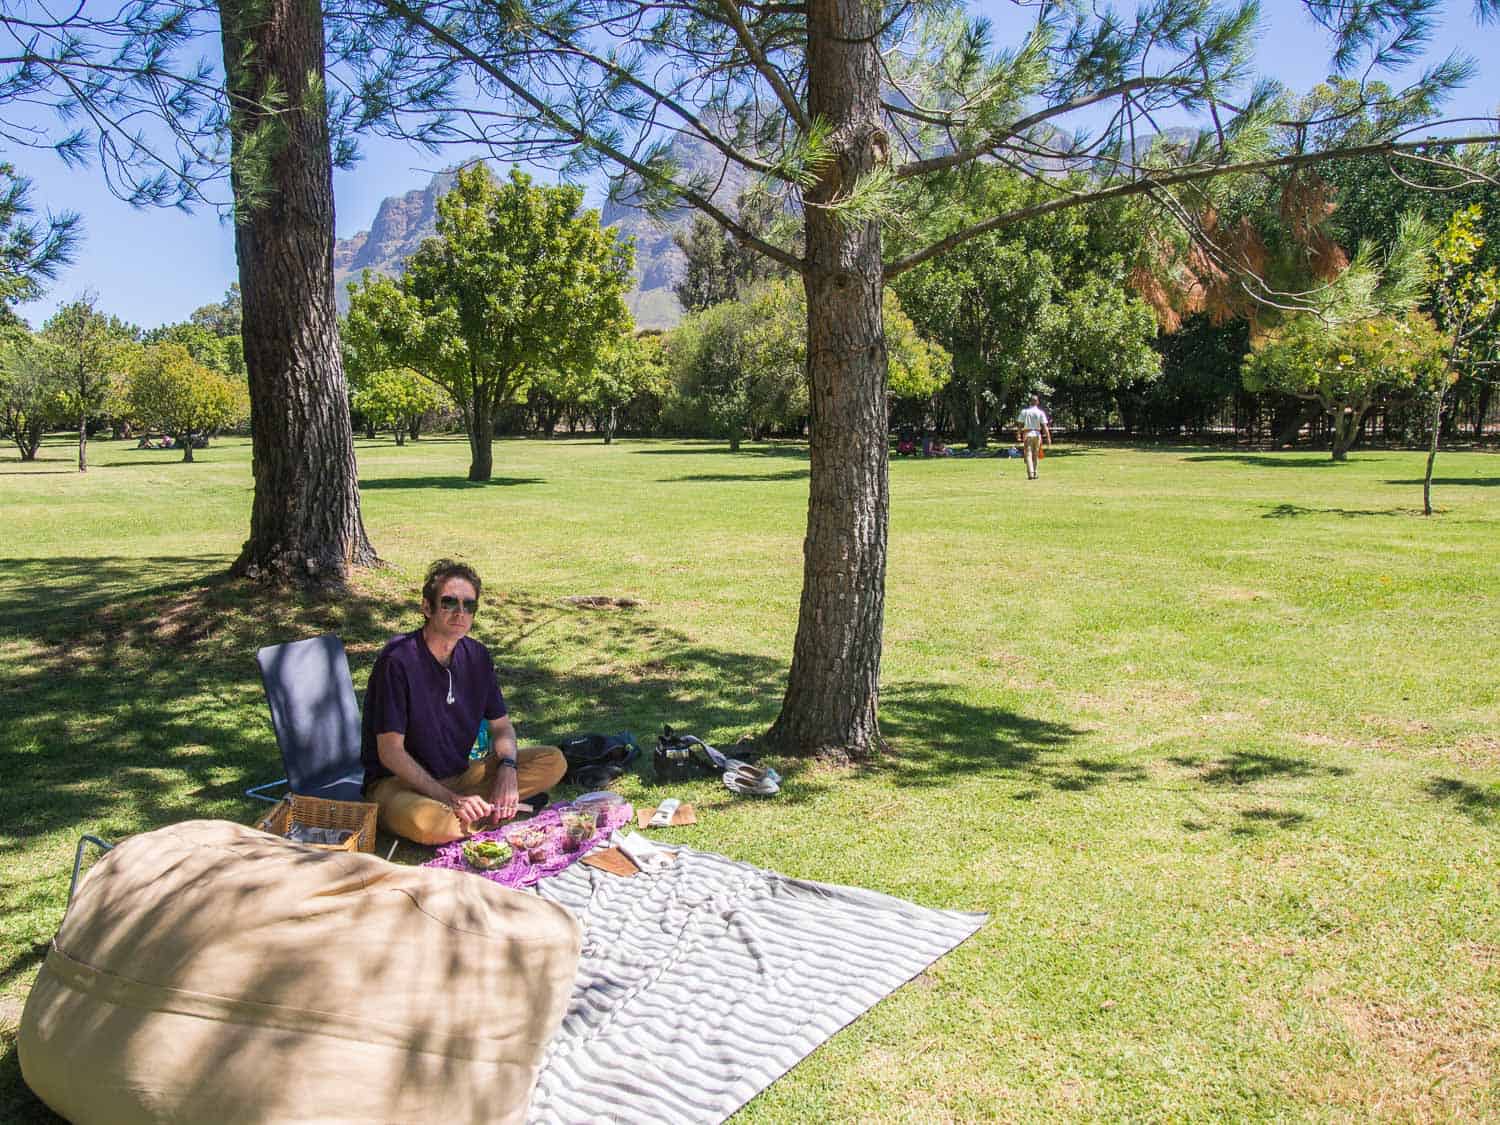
[
  {"xmin": 884, "ymin": 133, "xmax": 1500, "ymax": 279},
  {"xmin": 371, "ymin": 0, "xmax": 807, "ymax": 274},
  {"xmin": 892, "ymin": 75, "xmax": 1198, "ymax": 179},
  {"xmin": 713, "ymin": 0, "xmax": 810, "ymax": 131}
]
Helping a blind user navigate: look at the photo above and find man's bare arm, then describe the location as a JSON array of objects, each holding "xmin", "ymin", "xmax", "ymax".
[
  {"xmin": 486, "ymin": 714, "xmax": 519, "ymax": 761},
  {"xmin": 376, "ymin": 731, "xmax": 491, "ymax": 822}
]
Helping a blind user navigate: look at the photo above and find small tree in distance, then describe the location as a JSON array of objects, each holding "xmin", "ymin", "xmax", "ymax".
[
  {"xmin": 1244, "ymin": 312, "xmax": 1447, "ymax": 461},
  {"xmin": 128, "ymin": 343, "xmax": 248, "ymax": 462},
  {"xmin": 1423, "ymin": 205, "xmax": 1500, "ymax": 513},
  {"xmin": 345, "ymin": 165, "xmax": 634, "ymax": 481},
  {"xmin": 40, "ymin": 297, "xmax": 136, "ymax": 472},
  {"xmin": 350, "ymin": 367, "xmax": 447, "ymax": 445},
  {"xmin": 0, "ymin": 327, "xmax": 61, "ymax": 461}
]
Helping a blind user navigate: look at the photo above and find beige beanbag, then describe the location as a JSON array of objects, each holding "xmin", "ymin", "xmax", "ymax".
[{"xmin": 20, "ymin": 819, "xmax": 581, "ymax": 1125}]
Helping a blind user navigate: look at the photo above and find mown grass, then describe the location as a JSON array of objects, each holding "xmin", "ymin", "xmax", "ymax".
[{"xmin": 2, "ymin": 433, "xmax": 1497, "ymax": 1121}]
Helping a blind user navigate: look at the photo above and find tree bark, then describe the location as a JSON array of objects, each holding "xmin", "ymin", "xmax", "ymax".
[
  {"xmin": 1474, "ymin": 379, "xmax": 1492, "ymax": 442},
  {"xmin": 77, "ymin": 410, "xmax": 86, "ymax": 472},
  {"xmin": 220, "ymin": 0, "xmax": 376, "ymax": 585},
  {"xmin": 1330, "ymin": 405, "xmax": 1363, "ymax": 461},
  {"xmin": 966, "ymin": 381, "xmax": 985, "ymax": 449},
  {"xmin": 467, "ymin": 389, "xmax": 494, "ymax": 480},
  {"xmin": 765, "ymin": 0, "xmax": 887, "ymax": 762},
  {"xmin": 180, "ymin": 434, "xmax": 194, "ymax": 463},
  {"xmin": 1423, "ymin": 388, "xmax": 1443, "ymax": 516}
]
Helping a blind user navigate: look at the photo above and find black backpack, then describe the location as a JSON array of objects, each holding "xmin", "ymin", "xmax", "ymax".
[{"xmin": 557, "ymin": 731, "xmax": 640, "ymax": 789}]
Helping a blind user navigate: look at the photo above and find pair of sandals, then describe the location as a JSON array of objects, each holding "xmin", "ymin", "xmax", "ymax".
[{"xmin": 722, "ymin": 761, "xmax": 780, "ymax": 796}]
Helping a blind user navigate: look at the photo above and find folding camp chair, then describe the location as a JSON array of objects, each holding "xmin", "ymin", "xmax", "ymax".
[{"xmin": 246, "ymin": 634, "xmax": 366, "ymax": 804}]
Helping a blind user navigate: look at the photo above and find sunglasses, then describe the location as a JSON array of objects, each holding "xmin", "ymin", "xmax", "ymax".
[{"xmin": 437, "ymin": 594, "xmax": 479, "ymax": 616}]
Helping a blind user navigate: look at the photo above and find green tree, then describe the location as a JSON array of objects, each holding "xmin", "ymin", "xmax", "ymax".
[
  {"xmin": 573, "ymin": 333, "xmax": 670, "ymax": 444},
  {"xmin": 346, "ymin": 166, "xmax": 634, "ymax": 480},
  {"xmin": 667, "ymin": 285, "xmax": 805, "ymax": 451},
  {"xmin": 39, "ymin": 297, "xmax": 137, "ymax": 472},
  {"xmin": 1244, "ymin": 312, "xmax": 1447, "ymax": 460},
  {"xmin": 143, "ymin": 321, "xmax": 247, "ymax": 380},
  {"xmin": 128, "ymin": 342, "xmax": 249, "ymax": 461},
  {"xmin": 0, "ymin": 327, "xmax": 62, "ymax": 460},
  {"xmin": 350, "ymin": 367, "xmax": 447, "ymax": 445},
  {"xmin": 670, "ymin": 280, "xmax": 948, "ymax": 447},
  {"xmin": 1040, "ymin": 278, "xmax": 1163, "ymax": 431},
  {"xmin": 673, "ymin": 191, "xmax": 786, "ymax": 313},
  {"xmin": 1423, "ymin": 205, "xmax": 1500, "ymax": 512}
]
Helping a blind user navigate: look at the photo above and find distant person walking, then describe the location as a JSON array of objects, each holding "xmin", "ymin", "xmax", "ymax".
[{"xmin": 1017, "ymin": 395, "xmax": 1052, "ymax": 480}]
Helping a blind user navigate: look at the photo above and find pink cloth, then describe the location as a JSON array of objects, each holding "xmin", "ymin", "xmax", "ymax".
[{"xmin": 424, "ymin": 801, "xmax": 634, "ymax": 889}]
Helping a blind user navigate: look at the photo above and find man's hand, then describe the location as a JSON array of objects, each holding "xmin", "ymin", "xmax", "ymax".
[
  {"xmin": 488, "ymin": 764, "xmax": 520, "ymax": 824},
  {"xmin": 448, "ymin": 791, "xmax": 494, "ymax": 831}
]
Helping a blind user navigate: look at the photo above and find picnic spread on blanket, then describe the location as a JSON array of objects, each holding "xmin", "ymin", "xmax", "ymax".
[{"xmin": 20, "ymin": 726, "xmax": 987, "ymax": 1125}]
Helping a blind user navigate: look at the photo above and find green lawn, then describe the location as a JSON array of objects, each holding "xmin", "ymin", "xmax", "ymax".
[{"xmin": 2, "ymin": 433, "xmax": 1497, "ymax": 1120}]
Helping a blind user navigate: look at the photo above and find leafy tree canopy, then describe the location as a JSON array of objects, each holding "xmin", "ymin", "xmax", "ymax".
[
  {"xmin": 350, "ymin": 366, "xmax": 448, "ymax": 444},
  {"xmin": 1244, "ymin": 311, "xmax": 1447, "ymax": 459},
  {"xmin": 127, "ymin": 341, "xmax": 249, "ymax": 460},
  {"xmin": 345, "ymin": 164, "xmax": 634, "ymax": 479},
  {"xmin": 0, "ymin": 326, "xmax": 62, "ymax": 460}
]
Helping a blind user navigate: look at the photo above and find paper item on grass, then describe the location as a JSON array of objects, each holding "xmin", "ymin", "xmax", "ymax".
[
  {"xmin": 611, "ymin": 830, "xmax": 677, "ymax": 872},
  {"xmin": 637, "ymin": 802, "xmax": 697, "ymax": 828}
]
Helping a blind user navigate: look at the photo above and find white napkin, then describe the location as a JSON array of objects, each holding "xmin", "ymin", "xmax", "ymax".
[{"xmin": 611, "ymin": 830, "xmax": 677, "ymax": 872}]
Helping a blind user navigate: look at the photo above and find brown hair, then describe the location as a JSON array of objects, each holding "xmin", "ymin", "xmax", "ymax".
[{"xmin": 421, "ymin": 559, "xmax": 483, "ymax": 609}]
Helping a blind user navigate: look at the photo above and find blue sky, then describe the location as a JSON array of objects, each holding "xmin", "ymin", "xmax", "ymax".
[{"xmin": 13, "ymin": 0, "xmax": 1499, "ymax": 329}]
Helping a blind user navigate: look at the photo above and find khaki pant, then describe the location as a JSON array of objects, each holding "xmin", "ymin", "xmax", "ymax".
[
  {"xmin": 369, "ymin": 747, "xmax": 567, "ymax": 845},
  {"xmin": 1023, "ymin": 432, "xmax": 1042, "ymax": 478}
]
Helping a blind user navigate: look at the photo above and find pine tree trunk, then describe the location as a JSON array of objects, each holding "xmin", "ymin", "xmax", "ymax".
[
  {"xmin": 765, "ymin": 0, "xmax": 887, "ymax": 762},
  {"xmin": 220, "ymin": 0, "xmax": 376, "ymax": 585}
]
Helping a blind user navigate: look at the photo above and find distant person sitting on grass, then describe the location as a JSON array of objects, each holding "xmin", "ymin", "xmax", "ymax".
[
  {"xmin": 362, "ymin": 559, "xmax": 566, "ymax": 845},
  {"xmin": 1016, "ymin": 395, "xmax": 1052, "ymax": 480}
]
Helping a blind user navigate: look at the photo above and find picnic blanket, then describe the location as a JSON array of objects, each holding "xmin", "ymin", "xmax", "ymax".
[
  {"xmin": 526, "ymin": 847, "xmax": 987, "ymax": 1124},
  {"xmin": 423, "ymin": 801, "xmax": 636, "ymax": 889}
]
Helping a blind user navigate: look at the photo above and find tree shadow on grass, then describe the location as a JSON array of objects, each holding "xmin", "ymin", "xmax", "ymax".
[
  {"xmin": 1180, "ymin": 454, "xmax": 1354, "ymax": 468},
  {"xmin": 1425, "ymin": 777, "xmax": 1498, "ymax": 824},
  {"xmin": 1230, "ymin": 806, "xmax": 1308, "ymax": 836},
  {"xmin": 631, "ymin": 444, "xmax": 808, "ymax": 459},
  {"xmin": 1384, "ymin": 476, "xmax": 1499, "ymax": 488},
  {"xmin": 1262, "ymin": 503, "xmax": 1408, "ymax": 519},
  {"xmin": 875, "ymin": 683, "xmax": 1100, "ymax": 790},
  {"xmin": 1166, "ymin": 751, "xmax": 1350, "ymax": 786},
  {"xmin": 358, "ymin": 476, "xmax": 545, "ymax": 490},
  {"xmin": 664, "ymin": 469, "xmax": 810, "ymax": 483}
]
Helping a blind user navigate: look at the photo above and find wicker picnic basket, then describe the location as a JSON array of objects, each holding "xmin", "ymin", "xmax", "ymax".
[{"xmin": 255, "ymin": 794, "xmax": 378, "ymax": 853}]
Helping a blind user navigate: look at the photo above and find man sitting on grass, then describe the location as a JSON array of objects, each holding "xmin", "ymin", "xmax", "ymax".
[{"xmin": 362, "ymin": 559, "xmax": 566, "ymax": 845}]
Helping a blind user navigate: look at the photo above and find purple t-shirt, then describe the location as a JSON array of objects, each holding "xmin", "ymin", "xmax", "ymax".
[{"xmin": 361, "ymin": 630, "xmax": 508, "ymax": 788}]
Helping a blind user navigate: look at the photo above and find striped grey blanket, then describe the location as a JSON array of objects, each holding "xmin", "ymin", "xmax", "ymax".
[{"xmin": 528, "ymin": 847, "xmax": 986, "ymax": 1124}]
